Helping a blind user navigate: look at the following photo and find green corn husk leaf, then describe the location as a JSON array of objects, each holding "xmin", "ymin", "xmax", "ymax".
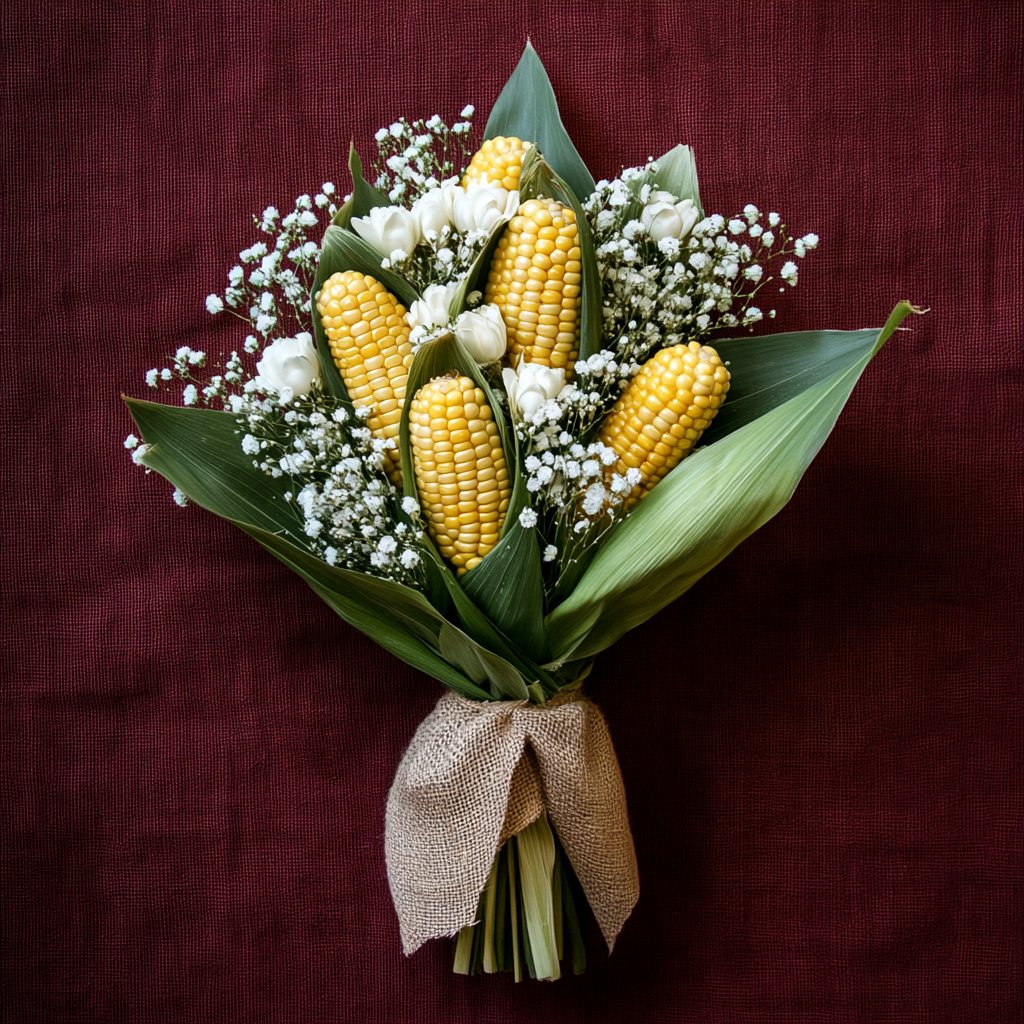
[
  {"xmin": 620, "ymin": 144, "xmax": 702, "ymax": 226},
  {"xmin": 399, "ymin": 332, "xmax": 552, "ymax": 681},
  {"xmin": 124, "ymin": 398, "xmax": 503, "ymax": 702},
  {"xmin": 545, "ymin": 303, "xmax": 917, "ymax": 662},
  {"xmin": 309, "ymin": 225, "xmax": 420, "ymax": 404},
  {"xmin": 518, "ymin": 151, "xmax": 603, "ymax": 363},
  {"xmin": 515, "ymin": 812, "xmax": 561, "ymax": 981},
  {"xmin": 332, "ymin": 141, "xmax": 393, "ymax": 230},
  {"xmin": 484, "ymin": 41, "xmax": 595, "ymax": 205},
  {"xmin": 648, "ymin": 144, "xmax": 702, "ymax": 213},
  {"xmin": 450, "ymin": 217, "xmax": 508, "ymax": 317}
]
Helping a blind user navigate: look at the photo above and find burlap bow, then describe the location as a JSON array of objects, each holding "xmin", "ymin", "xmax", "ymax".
[{"xmin": 384, "ymin": 689, "xmax": 639, "ymax": 955}]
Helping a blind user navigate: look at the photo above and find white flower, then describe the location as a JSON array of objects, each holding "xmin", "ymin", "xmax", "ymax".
[
  {"xmin": 542, "ymin": 544, "xmax": 557, "ymax": 562},
  {"xmin": 145, "ymin": 369, "xmax": 158, "ymax": 387},
  {"xmin": 205, "ymin": 294, "xmax": 223, "ymax": 314},
  {"xmin": 172, "ymin": 488, "xmax": 188, "ymax": 507},
  {"xmin": 452, "ymin": 184, "xmax": 519, "ymax": 234},
  {"xmin": 400, "ymin": 549, "xmax": 421, "ymax": 569},
  {"xmin": 241, "ymin": 434, "xmax": 260, "ymax": 455},
  {"xmin": 452, "ymin": 304, "xmax": 507, "ymax": 364},
  {"xmin": 389, "ymin": 122, "xmax": 404, "ymax": 138},
  {"xmin": 768, "ymin": 212, "xmax": 780, "ymax": 227},
  {"xmin": 728, "ymin": 218, "xmax": 746, "ymax": 235},
  {"xmin": 412, "ymin": 184, "xmax": 458, "ymax": 237},
  {"xmin": 405, "ymin": 282, "xmax": 460, "ymax": 330},
  {"xmin": 501, "ymin": 363, "xmax": 567, "ymax": 419},
  {"xmin": 401, "ymin": 496, "xmax": 420, "ymax": 516},
  {"xmin": 761, "ymin": 230, "xmax": 775, "ymax": 247},
  {"xmin": 255, "ymin": 332, "xmax": 320, "ymax": 397},
  {"xmin": 123, "ymin": 434, "xmax": 139, "ymax": 449},
  {"xmin": 182, "ymin": 384, "xmax": 197, "ymax": 405},
  {"xmin": 351, "ymin": 204, "xmax": 421, "ymax": 259},
  {"xmin": 744, "ymin": 264, "xmax": 763, "ymax": 282},
  {"xmin": 780, "ymin": 260, "xmax": 798, "ymax": 284},
  {"xmin": 745, "ymin": 307, "xmax": 763, "ymax": 322},
  {"xmin": 460, "ymin": 104, "xmax": 475, "ymax": 118},
  {"xmin": 518, "ymin": 507, "xmax": 538, "ymax": 528},
  {"xmin": 801, "ymin": 232, "xmax": 819, "ymax": 249}
]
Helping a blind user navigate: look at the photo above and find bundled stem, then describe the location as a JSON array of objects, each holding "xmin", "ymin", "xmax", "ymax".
[{"xmin": 452, "ymin": 812, "xmax": 588, "ymax": 981}]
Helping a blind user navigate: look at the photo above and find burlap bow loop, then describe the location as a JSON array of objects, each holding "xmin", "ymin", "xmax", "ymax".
[{"xmin": 385, "ymin": 689, "xmax": 639, "ymax": 956}]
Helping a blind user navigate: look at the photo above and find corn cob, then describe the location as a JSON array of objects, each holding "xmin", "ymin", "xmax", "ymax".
[
  {"xmin": 461, "ymin": 136, "xmax": 533, "ymax": 191},
  {"xmin": 484, "ymin": 197, "xmax": 581, "ymax": 374},
  {"xmin": 409, "ymin": 375, "xmax": 511, "ymax": 574},
  {"xmin": 598, "ymin": 341, "xmax": 731, "ymax": 508},
  {"xmin": 315, "ymin": 270, "xmax": 415, "ymax": 486}
]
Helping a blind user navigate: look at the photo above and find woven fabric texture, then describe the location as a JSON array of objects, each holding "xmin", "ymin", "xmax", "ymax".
[
  {"xmin": 385, "ymin": 690, "xmax": 638, "ymax": 954},
  {"xmin": 3, "ymin": 3, "xmax": 1021, "ymax": 1022}
]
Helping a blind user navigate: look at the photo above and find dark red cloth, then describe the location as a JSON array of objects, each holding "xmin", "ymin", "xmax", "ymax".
[{"xmin": 3, "ymin": 3, "xmax": 1021, "ymax": 1021}]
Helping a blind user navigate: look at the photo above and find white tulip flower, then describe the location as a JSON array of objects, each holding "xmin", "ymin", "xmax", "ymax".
[
  {"xmin": 501, "ymin": 362, "xmax": 567, "ymax": 419},
  {"xmin": 255, "ymin": 333, "xmax": 320, "ymax": 399},
  {"xmin": 412, "ymin": 184, "xmax": 459, "ymax": 238},
  {"xmin": 642, "ymin": 196, "xmax": 700, "ymax": 241},
  {"xmin": 351, "ymin": 205, "xmax": 421, "ymax": 260},
  {"xmin": 452, "ymin": 184, "xmax": 520, "ymax": 235},
  {"xmin": 405, "ymin": 283, "xmax": 461, "ymax": 330},
  {"xmin": 453, "ymin": 304, "xmax": 507, "ymax": 364}
]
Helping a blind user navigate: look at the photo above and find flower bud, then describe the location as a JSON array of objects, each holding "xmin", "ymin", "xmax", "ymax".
[
  {"xmin": 501, "ymin": 362, "xmax": 567, "ymax": 418},
  {"xmin": 405, "ymin": 282, "xmax": 460, "ymax": 330},
  {"xmin": 642, "ymin": 196, "xmax": 700, "ymax": 242},
  {"xmin": 452, "ymin": 184, "xmax": 520, "ymax": 235},
  {"xmin": 255, "ymin": 333, "xmax": 320, "ymax": 398},
  {"xmin": 413, "ymin": 185, "xmax": 458, "ymax": 238},
  {"xmin": 452, "ymin": 304, "xmax": 507, "ymax": 364},
  {"xmin": 351, "ymin": 205, "xmax": 421, "ymax": 260}
]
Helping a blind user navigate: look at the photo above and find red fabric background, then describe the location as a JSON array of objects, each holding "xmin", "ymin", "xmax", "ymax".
[{"xmin": 3, "ymin": 3, "xmax": 1021, "ymax": 1022}]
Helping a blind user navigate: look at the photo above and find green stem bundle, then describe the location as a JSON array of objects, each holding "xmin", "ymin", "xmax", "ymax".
[{"xmin": 452, "ymin": 812, "xmax": 588, "ymax": 981}]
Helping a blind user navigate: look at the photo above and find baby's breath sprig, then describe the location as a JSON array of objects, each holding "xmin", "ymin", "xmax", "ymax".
[
  {"xmin": 236, "ymin": 390, "xmax": 427, "ymax": 587},
  {"xmin": 584, "ymin": 167, "xmax": 819, "ymax": 365},
  {"xmin": 371, "ymin": 106, "xmax": 477, "ymax": 205}
]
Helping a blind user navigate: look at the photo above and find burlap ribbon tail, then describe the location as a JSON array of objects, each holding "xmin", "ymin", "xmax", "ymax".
[{"xmin": 384, "ymin": 689, "xmax": 639, "ymax": 955}]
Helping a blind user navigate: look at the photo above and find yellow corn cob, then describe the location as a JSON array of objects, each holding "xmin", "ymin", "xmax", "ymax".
[
  {"xmin": 315, "ymin": 270, "xmax": 415, "ymax": 486},
  {"xmin": 409, "ymin": 375, "xmax": 511, "ymax": 574},
  {"xmin": 599, "ymin": 342, "xmax": 731, "ymax": 508},
  {"xmin": 461, "ymin": 136, "xmax": 533, "ymax": 191},
  {"xmin": 484, "ymin": 197, "xmax": 581, "ymax": 373}
]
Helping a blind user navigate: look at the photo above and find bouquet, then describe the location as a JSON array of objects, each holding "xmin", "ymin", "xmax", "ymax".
[{"xmin": 124, "ymin": 44, "xmax": 916, "ymax": 982}]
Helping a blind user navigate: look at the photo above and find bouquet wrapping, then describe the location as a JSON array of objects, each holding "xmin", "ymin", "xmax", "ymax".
[{"xmin": 125, "ymin": 43, "xmax": 916, "ymax": 980}]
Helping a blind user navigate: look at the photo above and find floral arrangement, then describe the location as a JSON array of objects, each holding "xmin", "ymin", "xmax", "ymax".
[{"xmin": 125, "ymin": 44, "xmax": 915, "ymax": 981}]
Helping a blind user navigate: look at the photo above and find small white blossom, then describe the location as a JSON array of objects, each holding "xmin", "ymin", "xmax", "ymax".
[
  {"xmin": 205, "ymin": 294, "xmax": 223, "ymax": 314},
  {"xmin": 542, "ymin": 545, "xmax": 558, "ymax": 562},
  {"xmin": 172, "ymin": 488, "xmax": 188, "ymax": 507},
  {"xmin": 518, "ymin": 507, "xmax": 538, "ymax": 529},
  {"xmin": 182, "ymin": 384, "xmax": 197, "ymax": 405},
  {"xmin": 145, "ymin": 369, "xmax": 159, "ymax": 387},
  {"xmin": 124, "ymin": 433, "xmax": 139, "ymax": 449}
]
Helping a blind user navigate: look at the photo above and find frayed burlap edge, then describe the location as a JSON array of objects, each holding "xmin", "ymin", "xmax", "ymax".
[{"xmin": 384, "ymin": 690, "xmax": 639, "ymax": 955}]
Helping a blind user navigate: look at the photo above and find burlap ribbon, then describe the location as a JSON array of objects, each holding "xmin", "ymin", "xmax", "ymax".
[{"xmin": 384, "ymin": 689, "xmax": 639, "ymax": 955}]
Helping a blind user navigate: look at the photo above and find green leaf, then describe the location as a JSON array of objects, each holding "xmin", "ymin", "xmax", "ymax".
[
  {"xmin": 438, "ymin": 621, "xmax": 529, "ymax": 701},
  {"xmin": 518, "ymin": 154, "xmax": 602, "ymax": 362},
  {"xmin": 706, "ymin": 306, "xmax": 913, "ymax": 443},
  {"xmin": 484, "ymin": 41, "xmax": 595, "ymax": 204},
  {"xmin": 331, "ymin": 143, "xmax": 393, "ymax": 230},
  {"xmin": 648, "ymin": 144, "xmax": 702, "ymax": 213},
  {"xmin": 545, "ymin": 303, "xmax": 918, "ymax": 660},
  {"xmin": 125, "ymin": 398, "xmax": 493, "ymax": 700},
  {"xmin": 240, "ymin": 525, "xmax": 492, "ymax": 701},
  {"xmin": 515, "ymin": 812, "xmax": 560, "ymax": 981},
  {"xmin": 126, "ymin": 400, "xmax": 308, "ymax": 546}
]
